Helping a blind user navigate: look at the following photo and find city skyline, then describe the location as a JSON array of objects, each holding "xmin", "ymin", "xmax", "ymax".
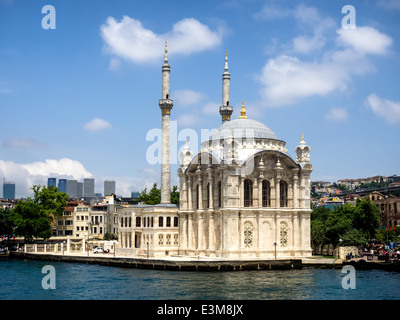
[{"xmin": 0, "ymin": 0, "xmax": 399, "ymax": 198}]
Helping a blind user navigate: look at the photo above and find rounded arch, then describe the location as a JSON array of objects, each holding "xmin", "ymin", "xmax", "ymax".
[
  {"xmin": 262, "ymin": 179, "xmax": 271, "ymax": 207},
  {"xmin": 244, "ymin": 150, "xmax": 300, "ymax": 170},
  {"xmin": 186, "ymin": 152, "xmax": 221, "ymax": 173},
  {"xmin": 280, "ymin": 180, "xmax": 288, "ymax": 207}
]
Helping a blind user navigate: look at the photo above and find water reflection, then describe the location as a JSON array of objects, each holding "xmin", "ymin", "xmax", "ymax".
[{"xmin": 1, "ymin": 259, "xmax": 400, "ymax": 300}]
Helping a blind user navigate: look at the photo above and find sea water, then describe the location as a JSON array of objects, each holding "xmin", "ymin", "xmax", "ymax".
[{"xmin": 1, "ymin": 258, "xmax": 399, "ymax": 300}]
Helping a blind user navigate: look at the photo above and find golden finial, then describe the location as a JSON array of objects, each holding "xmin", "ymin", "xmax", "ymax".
[
  {"xmin": 239, "ymin": 100, "xmax": 247, "ymax": 119},
  {"xmin": 302, "ymin": 133, "xmax": 304, "ymax": 141}
]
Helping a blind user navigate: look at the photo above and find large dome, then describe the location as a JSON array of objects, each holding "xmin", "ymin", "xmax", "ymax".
[{"xmin": 209, "ymin": 118, "xmax": 279, "ymax": 141}]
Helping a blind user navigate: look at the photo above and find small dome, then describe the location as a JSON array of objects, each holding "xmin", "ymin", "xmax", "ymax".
[{"xmin": 210, "ymin": 118, "xmax": 279, "ymax": 141}]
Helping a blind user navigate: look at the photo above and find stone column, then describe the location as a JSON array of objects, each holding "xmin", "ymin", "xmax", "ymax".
[
  {"xmin": 208, "ymin": 213, "xmax": 215, "ymax": 255},
  {"xmin": 187, "ymin": 177, "xmax": 193, "ymax": 211},
  {"xmin": 258, "ymin": 177, "xmax": 263, "ymax": 208},
  {"xmin": 270, "ymin": 177, "xmax": 276, "ymax": 207},
  {"xmin": 293, "ymin": 173, "xmax": 299, "ymax": 209},
  {"xmin": 198, "ymin": 174, "xmax": 203, "ymax": 210},
  {"xmin": 188, "ymin": 213, "xmax": 194, "ymax": 251},
  {"xmin": 208, "ymin": 175, "xmax": 213, "ymax": 210},
  {"xmin": 197, "ymin": 212, "xmax": 205, "ymax": 251}
]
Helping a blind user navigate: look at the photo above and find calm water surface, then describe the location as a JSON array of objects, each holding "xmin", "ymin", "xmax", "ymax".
[{"xmin": 1, "ymin": 258, "xmax": 399, "ymax": 300}]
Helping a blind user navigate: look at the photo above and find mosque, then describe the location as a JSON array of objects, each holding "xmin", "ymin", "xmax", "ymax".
[{"xmin": 117, "ymin": 43, "xmax": 313, "ymax": 259}]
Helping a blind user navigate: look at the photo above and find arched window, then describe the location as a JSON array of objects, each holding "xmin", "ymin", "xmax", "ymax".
[
  {"xmin": 244, "ymin": 221, "xmax": 253, "ymax": 248},
  {"xmin": 244, "ymin": 179, "xmax": 253, "ymax": 207},
  {"xmin": 166, "ymin": 216, "xmax": 171, "ymax": 227},
  {"xmin": 218, "ymin": 181, "xmax": 222, "ymax": 208},
  {"xmin": 159, "ymin": 216, "xmax": 164, "ymax": 227},
  {"xmin": 280, "ymin": 180, "xmax": 288, "ymax": 207},
  {"xmin": 174, "ymin": 217, "xmax": 179, "ymax": 227},
  {"xmin": 136, "ymin": 217, "xmax": 141, "ymax": 227},
  {"xmin": 262, "ymin": 180, "xmax": 270, "ymax": 207}
]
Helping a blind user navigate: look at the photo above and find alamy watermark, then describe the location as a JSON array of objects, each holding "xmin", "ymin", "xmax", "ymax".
[
  {"xmin": 342, "ymin": 5, "xmax": 356, "ymax": 29},
  {"xmin": 341, "ymin": 265, "xmax": 356, "ymax": 290},
  {"xmin": 41, "ymin": 5, "xmax": 56, "ymax": 30},
  {"xmin": 41, "ymin": 265, "xmax": 56, "ymax": 290}
]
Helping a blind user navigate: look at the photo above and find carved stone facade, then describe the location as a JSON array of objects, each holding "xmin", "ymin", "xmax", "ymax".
[{"xmin": 177, "ymin": 121, "xmax": 313, "ymax": 258}]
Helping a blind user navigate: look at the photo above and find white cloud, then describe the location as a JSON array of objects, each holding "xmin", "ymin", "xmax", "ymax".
[
  {"xmin": 177, "ymin": 113, "xmax": 198, "ymax": 127},
  {"xmin": 257, "ymin": 55, "xmax": 349, "ymax": 107},
  {"xmin": 253, "ymin": 3, "xmax": 292, "ymax": 21},
  {"xmin": 83, "ymin": 118, "xmax": 112, "ymax": 131},
  {"xmin": 100, "ymin": 16, "xmax": 225, "ymax": 64},
  {"xmin": 0, "ymin": 158, "xmax": 92, "ymax": 198},
  {"xmin": 325, "ymin": 108, "xmax": 349, "ymax": 121},
  {"xmin": 2, "ymin": 137, "xmax": 46, "ymax": 149},
  {"xmin": 202, "ymin": 101, "xmax": 219, "ymax": 115},
  {"xmin": 173, "ymin": 89, "xmax": 205, "ymax": 107},
  {"xmin": 257, "ymin": 25, "xmax": 390, "ymax": 107},
  {"xmin": 336, "ymin": 26, "xmax": 393, "ymax": 55},
  {"xmin": 365, "ymin": 94, "xmax": 400, "ymax": 124},
  {"xmin": 108, "ymin": 57, "xmax": 121, "ymax": 71}
]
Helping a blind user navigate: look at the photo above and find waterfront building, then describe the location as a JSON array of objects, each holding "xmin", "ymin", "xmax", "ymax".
[
  {"xmin": 3, "ymin": 181, "xmax": 15, "ymax": 200},
  {"xmin": 55, "ymin": 200, "xmax": 79, "ymax": 236},
  {"xmin": 365, "ymin": 191, "xmax": 400, "ymax": 228},
  {"xmin": 116, "ymin": 45, "xmax": 313, "ymax": 259}
]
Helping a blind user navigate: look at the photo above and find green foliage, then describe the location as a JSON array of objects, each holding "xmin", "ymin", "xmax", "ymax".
[
  {"xmin": 0, "ymin": 207, "xmax": 15, "ymax": 239},
  {"xmin": 170, "ymin": 185, "xmax": 180, "ymax": 205},
  {"xmin": 11, "ymin": 185, "xmax": 68, "ymax": 242},
  {"xmin": 138, "ymin": 183, "xmax": 180, "ymax": 205},
  {"xmin": 311, "ymin": 198, "xmax": 380, "ymax": 249}
]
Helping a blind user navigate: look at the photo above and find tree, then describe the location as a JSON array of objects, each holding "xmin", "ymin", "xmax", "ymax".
[
  {"xmin": 170, "ymin": 185, "xmax": 180, "ymax": 205},
  {"xmin": 353, "ymin": 198, "xmax": 380, "ymax": 241},
  {"xmin": 11, "ymin": 185, "xmax": 68, "ymax": 242},
  {"xmin": 310, "ymin": 197, "xmax": 382, "ymax": 254},
  {"xmin": 0, "ymin": 207, "xmax": 15, "ymax": 243},
  {"xmin": 138, "ymin": 183, "xmax": 180, "ymax": 205}
]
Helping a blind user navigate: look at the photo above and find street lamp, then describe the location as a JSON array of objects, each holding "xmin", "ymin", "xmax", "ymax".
[
  {"xmin": 274, "ymin": 242, "xmax": 277, "ymax": 259},
  {"xmin": 147, "ymin": 241, "xmax": 149, "ymax": 259}
]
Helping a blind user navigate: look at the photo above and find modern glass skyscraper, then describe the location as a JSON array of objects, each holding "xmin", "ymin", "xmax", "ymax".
[
  {"xmin": 104, "ymin": 180, "xmax": 116, "ymax": 196},
  {"xmin": 84, "ymin": 178, "xmax": 95, "ymax": 197},
  {"xmin": 77, "ymin": 182, "xmax": 83, "ymax": 198},
  {"xmin": 58, "ymin": 179, "xmax": 67, "ymax": 193},
  {"xmin": 3, "ymin": 181, "xmax": 15, "ymax": 200},
  {"xmin": 47, "ymin": 177, "xmax": 57, "ymax": 188},
  {"xmin": 67, "ymin": 180, "xmax": 78, "ymax": 199}
]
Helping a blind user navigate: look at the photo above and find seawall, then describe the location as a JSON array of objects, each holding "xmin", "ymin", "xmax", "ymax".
[{"xmin": 10, "ymin": 251, "xmax": 304, "ymax": 271}]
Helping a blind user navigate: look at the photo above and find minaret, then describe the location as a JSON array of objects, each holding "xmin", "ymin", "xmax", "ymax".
[
  {"xmin": 159, "ymin": 41, "xmax": 173, "ymax": 204},
  {"xmin": 219, "ymin": 50, "xmax": 233, "ymax": 123}
]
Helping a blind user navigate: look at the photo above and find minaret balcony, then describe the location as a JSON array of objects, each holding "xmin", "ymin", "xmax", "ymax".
[{"xmin": 159, "ymin": 98, "xmax": 174, "ymax": 114}]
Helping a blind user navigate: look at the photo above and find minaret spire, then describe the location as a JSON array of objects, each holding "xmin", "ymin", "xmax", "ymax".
[
  {"xmin": 159, "ymin": 41, "xmax": 173, "ymax": 204},
  {"xmin": 164, "ymin": 40, "xmax": 169, "ymax": 65},
  {"xmin": 219, "ymin": 50, "xmax": 233, "ymax": 124}
]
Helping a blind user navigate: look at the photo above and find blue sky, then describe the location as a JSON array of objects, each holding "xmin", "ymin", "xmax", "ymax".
[{"xmin": 0, "ymin": 0, "xmax": 399, "ymax": 198}]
